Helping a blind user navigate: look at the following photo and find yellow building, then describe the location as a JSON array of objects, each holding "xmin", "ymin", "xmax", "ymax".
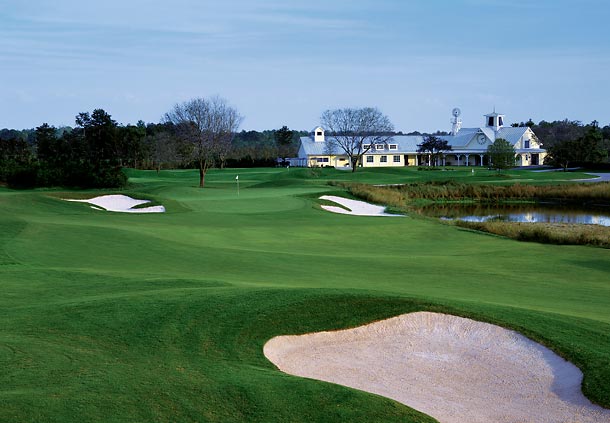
[{"xmin": 297, "ymin": 111, "xmax": 546, "ymax": 168}]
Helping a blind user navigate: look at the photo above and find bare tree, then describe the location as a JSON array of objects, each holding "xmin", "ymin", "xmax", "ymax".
[
  {"xmin": 320, "ymin": 107, "xmax": 394, "ymax": 172},
  {"xmin": 164, "ymin": 96, "xmax": 243, "ymax": 187},
  {"xmin": 323, "ymin": 136, "xmax": 337, "ymax": 167}
]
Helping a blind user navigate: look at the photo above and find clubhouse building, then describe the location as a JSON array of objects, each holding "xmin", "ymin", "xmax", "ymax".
[{"xmin": 296, "ymin": 109, "xmax": 546, "ymax": 168}]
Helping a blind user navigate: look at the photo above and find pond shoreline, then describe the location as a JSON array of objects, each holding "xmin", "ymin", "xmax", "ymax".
[{"xmin": 344, "ymin": 181, "xmax": 610, "ymax": 248}]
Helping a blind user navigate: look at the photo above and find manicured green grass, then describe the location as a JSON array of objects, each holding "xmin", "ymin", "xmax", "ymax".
[{"xmin": 1, "ymin": 167, "xmax": 609, "ymax": 422}]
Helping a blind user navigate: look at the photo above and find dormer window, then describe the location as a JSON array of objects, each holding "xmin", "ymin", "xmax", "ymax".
[
  {"xmin": 312, "ymin": 127, "xmax": 325, "ymax": 142},
  {"xmin": 389, "ymin": 144, "xmax": 397, "ymax": 150},
  {"xmin": 363, "ymin": 144, "xmax": 371, "ymax": 150},
  {"xmin": 375, "ymin": 144, "xmax": 385, "ymax": 150}
]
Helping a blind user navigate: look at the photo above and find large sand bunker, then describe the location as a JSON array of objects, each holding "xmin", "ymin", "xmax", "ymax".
[
  {"xmin": 65, "ymin": 195, "xmax": 165, "ymax": 213},
  {"xmin": 319, "ymin": 195, "xmax": 401, "ymax": 216},
  {"xmin": 264, "ymin": 312, "xmax": 610, "ymax": 423}
]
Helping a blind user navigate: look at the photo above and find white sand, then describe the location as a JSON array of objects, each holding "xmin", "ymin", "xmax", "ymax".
[
  {"xmin": 319, "ymin": 195, "xmax": 402, "ymax": 217},
  {"xmin": 264, "ymin": 312, "xmax": 610, "ymax": 423},
  {"xmin": 65, "ymin": 195, "xmax": 165, "ymax": 213}
]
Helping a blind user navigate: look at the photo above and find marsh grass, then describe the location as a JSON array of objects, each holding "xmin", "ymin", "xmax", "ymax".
[
  {"xmin": 340, "ymin": 183, "xmax": 407, "ymax": 209},
  {"xmin": 454, "ymin": 221, "xmax": 610, "ymax": 248},
  {"xmin": 343, "ymin": 181, "xmax": 610, "ymax": 204}
]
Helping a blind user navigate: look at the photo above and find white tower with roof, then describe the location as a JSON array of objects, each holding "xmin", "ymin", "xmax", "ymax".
[
  {"xmin": 311, "ymin": 126, "xmax": 325, "ymax": 142},
  {"xmin": 485, "ymin": 109, "xmax": 505, "ymax": 132}
]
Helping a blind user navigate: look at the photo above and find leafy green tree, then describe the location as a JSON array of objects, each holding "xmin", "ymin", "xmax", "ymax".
[
  {"xmin": 35, "ymin": 123, "xmax": 68, "ymax": 186},
  {"xmin": 274, "ymin": 126, "xmax": 293, "ymax": 147},
  {"xmin": 274, "ymin": 125, "xmax": 296, "ymax": 161},
  {"xmin": 545, "ymin": 126, "xmax": 607, "ymax": 169},
  {"xmin": 532, "ymin": 119, "xmax": 586, "ymax": 150},
  {"xmin": 72, "ymin": 109, "xmax": 126, "ymax": 187},
  {"xmin": 487, "ymin": 138, "xmax": 516, "ymax": 171},
  {"xmin": 417, "ymin": 135, "xmax": 452, "ymax": 167},
  {"xmin": 117, "ymin": 123, "xmax": 147, "ymax": 168},
  {"xmin": 148, "ymin": 131, "xmax": 178, "ymax": 173},
  {"xmin": 0, "ymin": 136, "xmax": 35, "ymax": 186},
  {"xmin": 578, "ymin": 126, "xmax": 606, "ymax": 163},
  {"xmin": 545, "ymin": 139, "xmax": 577, "ymax": 171}
]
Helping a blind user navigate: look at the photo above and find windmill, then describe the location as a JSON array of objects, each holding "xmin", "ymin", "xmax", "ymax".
[{"xmin": 450, "ymin": 107, "xmax": 462, "ymax": 136}]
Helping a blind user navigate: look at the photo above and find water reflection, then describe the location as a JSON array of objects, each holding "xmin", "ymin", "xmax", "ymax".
[{"xmin": 421, "ymin": 203, "xmax": 610, "ymax": 227}]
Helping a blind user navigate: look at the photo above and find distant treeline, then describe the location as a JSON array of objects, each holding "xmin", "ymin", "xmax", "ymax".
[
  {"xmin": 0, "ymin": 109, "xmax": 308, "ymax": 188},
  {"xmin": 512, "ymin": 119, "xmax": 610, "ymax": 170},
  {"xmin": 2, "ymin": 113, "xmax": 610, "ymax": 189}
]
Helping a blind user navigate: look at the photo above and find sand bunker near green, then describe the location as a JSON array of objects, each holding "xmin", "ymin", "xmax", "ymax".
[
  {"xmin": 264, "ymin": 312, "xmax": 610, "ymax": 423},
  {"xmin": 65, "ymin": 195, "xmax": 165, "ymax": 213},
  {"xmin": 319, "ymin": 195, "xmax": 402, "ymax": 216}
]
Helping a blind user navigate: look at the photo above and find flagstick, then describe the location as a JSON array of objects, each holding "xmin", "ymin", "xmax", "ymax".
[{"xmin": 236, "ymin": 175, "xmax": 239, "ymax": 196}]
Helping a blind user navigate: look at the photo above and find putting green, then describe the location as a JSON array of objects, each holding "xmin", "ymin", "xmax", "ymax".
[{"xmin": 0, "ymin": 167, "xmax": 608, "ymax": 423}]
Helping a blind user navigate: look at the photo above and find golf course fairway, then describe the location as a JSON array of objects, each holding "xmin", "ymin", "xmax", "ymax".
[{"xmin": 1, "ymin": 167, "xmax": 609, "ymax": 422}]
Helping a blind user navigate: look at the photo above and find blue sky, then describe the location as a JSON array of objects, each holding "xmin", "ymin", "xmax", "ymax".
[{"xmin": 1, "ymin": 0, "xmax": 609, "ymax": 132}]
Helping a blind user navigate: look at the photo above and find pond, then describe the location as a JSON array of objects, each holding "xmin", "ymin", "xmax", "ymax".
[{"xmin": 420, "ymin": 203, "xmax": 610, "ymax": 227}]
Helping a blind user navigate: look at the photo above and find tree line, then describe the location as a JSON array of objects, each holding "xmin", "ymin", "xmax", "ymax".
[
  {"xmin": 514, "ymin": 119, "xmax": 610, "ymax": 170},
  {"xmin": 2, "ymin": 100, "xmax": 610, "ymax": 188},
  {"xmin": 0, "ymin": 98, "xmax": 306, "ymax": 189}
]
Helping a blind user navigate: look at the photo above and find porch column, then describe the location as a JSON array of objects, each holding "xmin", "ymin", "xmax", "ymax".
[
  {"xmin": 465, "ymin": 154, "xmax": 470, "ymax": 166},
  {"xmin": 479, "ymin": 154, "xmax": 484, "ymax": 166}
]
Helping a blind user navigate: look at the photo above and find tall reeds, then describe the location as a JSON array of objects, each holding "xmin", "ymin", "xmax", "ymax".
[
  {"xmin": 343, "ymin": 181, "xmax": 610, "ymax": 204},
  {"xmin": 455, "ymin": 221, "xmax": 610, "ymax": 249}
]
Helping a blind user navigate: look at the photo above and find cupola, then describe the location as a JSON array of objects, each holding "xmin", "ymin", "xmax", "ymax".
[
  {"xmin": 311, "ymin": 126, "xmax": 325, "ymax": 142},
  {"xmin": 484, "ymin": 110, "xmax": 505, "ymax": 132}
]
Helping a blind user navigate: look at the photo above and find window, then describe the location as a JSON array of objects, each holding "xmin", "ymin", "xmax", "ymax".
[
  {"xmin": 363, "ymin": 144, "xmax": 371, "ymax": 150},
  {"xmin": 316, "ymin": 131, "xmax": 322, "ymax": 136},
  {"xmin": 380, "ymin": 155, "xmax": 387, "ymax": 163},
  {"xmin": 498, "ymin": 116, "xmax": 504, "ymax": 126},
  {"xmin": 488, "ymin": 117, "xmax": 494, "ymax": 127},
  {"xmin": 393, "ymin": 155, "xmax": 401, "ymax": 163},
  {"xmin": 375, "ymin": 144, "xmax": 385, "ymax": 150},
  {"xmin": 366, "ymin": 156, "xmax": 374, "ymax": 163},
  {"xmin": 316, "ymin": 157, "xmax": 329, "ymax": 163},
  {"xmin": 524, "ymin": 140, "xmax": 530, "ymax": 148},
  {"xmin": 389, "ymin": 144, "xmax": 398, "ymax": 150}
]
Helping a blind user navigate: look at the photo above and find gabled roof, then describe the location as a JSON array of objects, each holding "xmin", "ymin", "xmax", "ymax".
[
  {"xmin": 389, "ymin": 136, "xmax": 425, "ymax": 151},
  {"xmin": 299, "ymin": 136, "xmax": 343, "ymax": 155},
  {"xmin": 298, "ymin": 125, "xmax": 543, "ymax": 157},
  {"xmin": 299, "ymin": 135, "xmax": 426, "ymax": 156},
  {"xmin": 439, "ymin": 131, "xmax": 475, "ymax": 147},
  {"xmin": 480, "ymin": 127, "xmax": 496, "ymax": 140},
  {"xmin": 496, "ymin": 126, "xmax": 529, "ymax": 144}
]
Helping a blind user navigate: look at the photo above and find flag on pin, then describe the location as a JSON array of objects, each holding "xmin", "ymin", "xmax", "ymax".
[{"xmin": 235, "ymin": 175, "xmax": 239, "ymax": 180}]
